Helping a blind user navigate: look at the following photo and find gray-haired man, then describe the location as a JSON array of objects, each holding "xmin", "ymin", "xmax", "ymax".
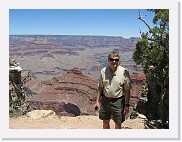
[{"xmin": 95, "ymin": 51, "xmax": 132, "ymax": 129}]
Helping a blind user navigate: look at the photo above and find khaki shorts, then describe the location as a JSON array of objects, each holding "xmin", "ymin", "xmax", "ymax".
[{"xmin": 99, "ymin": 95, "xmax": 125, "ymax": 124}]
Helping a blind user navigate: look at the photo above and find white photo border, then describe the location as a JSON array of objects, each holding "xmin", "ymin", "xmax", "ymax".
[{"xmin": 0, "ymin": 0, "xmax": 179, "ymax": 140}]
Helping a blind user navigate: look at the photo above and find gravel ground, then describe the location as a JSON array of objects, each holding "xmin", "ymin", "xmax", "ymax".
[{"xmin": 9, "ymin": 115, "xmax": 145, "ymax": 129}]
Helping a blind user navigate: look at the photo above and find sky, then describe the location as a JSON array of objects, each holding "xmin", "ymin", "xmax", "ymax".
[{"xmin": 9, "ymin": 9, "xmax": 155, "ymax": 38}]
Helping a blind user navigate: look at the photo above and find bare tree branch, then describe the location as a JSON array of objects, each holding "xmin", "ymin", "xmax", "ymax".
[{"xmin": 138, "ymin": 10, "xmax": 151, "ymax": 30}]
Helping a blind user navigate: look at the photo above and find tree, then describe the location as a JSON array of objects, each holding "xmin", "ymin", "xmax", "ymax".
[
  {"xmin": 133, "ymin": 9, "xmax": 169, "ymax": 126},
  {"xmin": 9, "ymin": 57, "xmax": 35, "ymax": 117}
]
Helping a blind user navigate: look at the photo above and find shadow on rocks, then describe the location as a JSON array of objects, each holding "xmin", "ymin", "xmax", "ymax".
[{"xmin": 63, "ymin": 103, "xmax": 81, "ymax": 116}]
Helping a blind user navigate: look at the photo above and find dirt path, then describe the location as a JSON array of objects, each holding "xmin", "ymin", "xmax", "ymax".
[{"xmin": 9, "ymin": 115, "xmax": 145, "ymax": 129}]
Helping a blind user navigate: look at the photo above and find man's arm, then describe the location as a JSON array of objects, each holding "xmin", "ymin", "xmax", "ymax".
[
  {"xmin": 123, "ymin": 69, "xmax": 131, "ymax": 106},
  {"xmin": 125, "ymin": 89, "xmax": 130, "ymax": 106},
  {"xmin": 123, "ymin": 89, "xmax": 130, "ymax": 115},
  {"xmin": 95, "ymin": 86, "xmax": 103, "ymax": 110}
]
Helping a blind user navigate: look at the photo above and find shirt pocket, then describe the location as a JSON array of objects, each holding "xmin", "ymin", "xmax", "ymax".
[
  {"xmin": 103, "ymin": 79, "xmax": 110, "ymax": 87},
  {"xmin": 119, "ymin": 78, "xmax": 124, "ymax": 88}
]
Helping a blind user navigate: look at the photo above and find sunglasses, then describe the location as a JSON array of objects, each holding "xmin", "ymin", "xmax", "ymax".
[{"xmin": 109, "ymin": 58, "xmax": 119, "ymax": 62}]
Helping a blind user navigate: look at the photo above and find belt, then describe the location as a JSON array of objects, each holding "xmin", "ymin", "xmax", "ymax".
[{"xmin": 104, "ymin": 95, "xmax": 124, "ymax": 101}]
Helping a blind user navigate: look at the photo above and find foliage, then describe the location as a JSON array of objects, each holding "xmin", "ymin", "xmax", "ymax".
[
  {"xmin": 9, "ymin": 98, "xmax": 25, "ymax": 117},
  {"xmin": 133, "ymin": 9, "xmax": 169, "ymax": 124},
  {"xmin": 9, "ymin": 57, "xmax": 34, "ymax": 117}
]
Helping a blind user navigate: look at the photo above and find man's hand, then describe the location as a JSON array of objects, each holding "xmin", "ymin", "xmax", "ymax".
[
  {"xmin": 94, "ymin": 103, "xmax": 100, "ymax": 111},
  {"xmin": 123, "ymin": 106, "xmax": 129, "ymax": 115}
]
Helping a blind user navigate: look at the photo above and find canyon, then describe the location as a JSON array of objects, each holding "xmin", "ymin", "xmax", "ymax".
[{"xmin": 9, "ymin": 35, "xmax": 146, "ymax": 116}]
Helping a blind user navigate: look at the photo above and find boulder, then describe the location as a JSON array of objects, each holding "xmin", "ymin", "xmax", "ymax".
[{"xmin": 26, "ymin": 110, "xmax": 56, "ymax": 119}]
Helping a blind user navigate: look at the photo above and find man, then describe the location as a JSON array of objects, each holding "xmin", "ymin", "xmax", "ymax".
[{"xmin": 95, "ymin": 51, "xmax": 132, "ymax": 129}]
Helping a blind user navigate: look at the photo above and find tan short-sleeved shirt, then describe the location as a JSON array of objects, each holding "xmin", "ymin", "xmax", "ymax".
[{"xmin": 99, "ymin": 65, "xmax": 132, "ymax": 98}]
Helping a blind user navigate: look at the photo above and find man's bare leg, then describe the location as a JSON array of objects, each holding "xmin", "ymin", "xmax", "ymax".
[
  {"xmin": 103, "ymin": 120, "xmax": 110, "ymax": 129},
  {"xmin": 114, "ymin": 122, "xmax": 122, "ymax": 129}
]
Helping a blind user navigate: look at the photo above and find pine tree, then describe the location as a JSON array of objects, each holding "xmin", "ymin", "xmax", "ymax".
[{"xmin": 133, "ymin": 9, "xmax": 169, "ymax": 127}]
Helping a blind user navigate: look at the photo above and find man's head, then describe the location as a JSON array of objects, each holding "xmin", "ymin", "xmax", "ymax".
[
  {"xmin": 108, "ymin": 51, "xmax": 120, "ymax": 71},
  {"xmin": 108, "ymin": 51, "xmax": 120, "ymax": 62}
]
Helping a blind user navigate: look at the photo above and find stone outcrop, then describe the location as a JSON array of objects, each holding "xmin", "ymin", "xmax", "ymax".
[
  {"xmin": 9, "ymin": 59, "xmax": 147, "ymax": 118},
  {"xmin": 67, "ymin": 67, "xmax": 82, "ymax": 75},
  {"xmin": 9, "ymin": 57, "xmax": 24, "ymax": 102},
  {"xmin": 26, "ymin": 101, "xmax": 81, "ymax": 117},
  {"xmin": 24, "ymin": 68, "xmax": 146, "ymax": 117},
  {"xmin": 25, "ymin": 68, "xmax": 98, "ymax": 116},
  {"xmin": 130, "ymin": 73, "xmax": 146, "ymax": 107},
  {"xmin": 26, "ymin": 110, "xmax": 57, "ymax": 119}
]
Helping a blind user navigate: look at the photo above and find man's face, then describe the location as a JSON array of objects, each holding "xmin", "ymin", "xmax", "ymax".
[{"xmin": 108, "ymin": 54, "xmax": 119, "ymax": 68}]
